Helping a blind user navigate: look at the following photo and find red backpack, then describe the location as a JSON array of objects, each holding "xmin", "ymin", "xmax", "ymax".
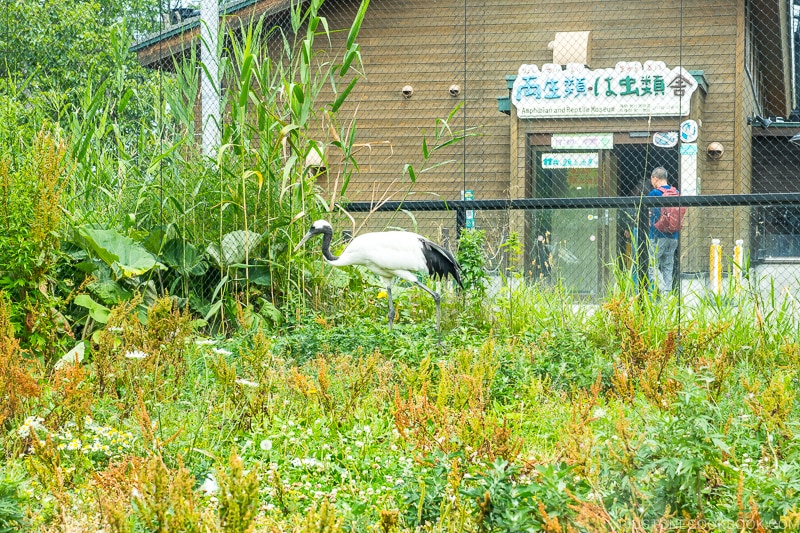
[{"xmin": 654, "ymin": 186, "xmax": 686, "ymax": 233}]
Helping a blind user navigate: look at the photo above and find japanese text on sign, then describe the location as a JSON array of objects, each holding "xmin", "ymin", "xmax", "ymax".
[
  {"xmin": 541, "ymin": 153, "xmax": 599, "ymax": 169},
  {"xmin": 511, "ymin": 61, "xmax": 698, "ymax": 118}
]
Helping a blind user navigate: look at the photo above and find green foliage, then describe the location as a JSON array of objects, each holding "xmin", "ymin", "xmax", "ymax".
[
  {"xmin": 399, "ymin": 451, "xmax": 454, "ymax": 528},
  {"xmin": 3, "ymin": 2, "xmax": 159, "ymax": 125},
  {"xmin": 0, "ymin": 473, "xmax": 26, "ymax": 533},
  {"xmin": 76, "ymin": 227, "xmax": 158, "ymax": 280},
  {"xmin": 463, "ymin": 460, "xmax": 592, "ymax": 532},
  {"xmin": 0, "ymin": 129, "xmax": 68, "ymax": 358},
  {"xmin": 129, "ymin": 456, "xmax": 202, "ymax": 533},
  {"xmin": 531, "ymin": 329, "xmax": 609, "ymax": 391},
  {"xmin": 218, "ymin": 452, "xmax": 260, "ymax": 533},
  {"xmin": 3, "ymin": 280, "xmax": 800, "ymax": 531},
  {"xmin": 456, "ymin": 229, "xmax": 489, "ymax": 307}
]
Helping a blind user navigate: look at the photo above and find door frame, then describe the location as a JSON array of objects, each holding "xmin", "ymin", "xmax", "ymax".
[
  {"xmin": 526, "ymin": 133, "xmax": 614, "ymax": 294},
  {"xmin": 525, "ymin": 133, "xmax": 672, "ymax": 295}
]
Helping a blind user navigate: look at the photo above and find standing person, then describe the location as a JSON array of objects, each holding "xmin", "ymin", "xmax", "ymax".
[{"xmin": 648, "ymin": 167, "xmax": 681, "ymax": 293}]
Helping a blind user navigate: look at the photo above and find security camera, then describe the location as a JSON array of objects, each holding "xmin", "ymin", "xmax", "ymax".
[
  {"xmin": 707, "ymin": 142, "xmax": 724, "ymax": 160},
  {"xmin": 401, "ymin": 85, "xmax": 414, "ymax": 99},
  {"xmin": 449, "ymin": 84, "xmax": 461, "ymax": 97}
]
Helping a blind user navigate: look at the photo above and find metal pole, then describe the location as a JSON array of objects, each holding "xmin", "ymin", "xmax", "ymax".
[
  {"xmin": 456, "ymin": 207, "xmax": 466, "ymax": 238},
  {"xmin": 733, "ymin": 239, "xmax": 744, "ymax": 292},
  {"xmin": 201, "ymin": 0, "xmax": 220, "ymax": 158}
]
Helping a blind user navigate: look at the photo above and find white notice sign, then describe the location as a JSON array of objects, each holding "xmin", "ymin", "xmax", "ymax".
[
  {"xmin": 551, "ymin": 133, "xmax": 614, "ymax": 150},
  {"xmin": 512, "ymin": 61, "xmax": 698, "ymax": 119}
]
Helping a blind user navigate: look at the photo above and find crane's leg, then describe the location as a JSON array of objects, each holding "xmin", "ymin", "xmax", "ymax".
[
  {"xmin": 414, "ymin": 281, "xmax": 441, "ymax": 332},
  {"xmin": 386, "ymin": 285, "xmax": 395, "ymax": 330}
]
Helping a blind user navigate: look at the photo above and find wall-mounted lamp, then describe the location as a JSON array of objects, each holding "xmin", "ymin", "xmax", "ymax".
[
  {"xmin": 449, "ymin": 84, "xmax": 461, "ymax": 97},
  {"xmin": 401, "ymin": 85, "xmax": 414, "ymax": 98},
  {"xmin": 707, "ymin": 142, "xmax": 724, "ymax": 160},
  {"xmin": 790, "ymin": 133, "xmax": 800, "ymax": 145}
]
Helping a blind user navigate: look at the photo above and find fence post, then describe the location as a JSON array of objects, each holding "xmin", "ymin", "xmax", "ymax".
[
  {"xmin": 710, "ymin": 238, "xmax": 722, "ymax": 296},
  {"xmin": 456, "ymin": 207, "xmax": 466, "ymax": 238},
  {"xmin": 733, "ymin": 239, "xmax": 744, "ymax": 292}
]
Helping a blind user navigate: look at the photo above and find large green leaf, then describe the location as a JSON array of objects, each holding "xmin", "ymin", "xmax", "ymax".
[
  {"xmin": 78, "ymin": 227, "xmax": 158, "ymax": 279},
  {"xmin": 243, "ymin": 265, "xmax": 271, "ymax": 286},
  {"xmin": 206, "ymin": 231, "xmax": 263, "ymax": 268},
  {"xmin": 88, "ymin": 279, "xmax": 132, "ymax": 305},
  {"xmin": 54, "ymin": 342, "xmax": 86, "ymax": 371},
  {"xmin": 74, "ymin": 294, "xmax": 111, "ymax": 324},
  {"xmin": 163, "ymin": 239, "xmax": 208, "ymax": 277}
]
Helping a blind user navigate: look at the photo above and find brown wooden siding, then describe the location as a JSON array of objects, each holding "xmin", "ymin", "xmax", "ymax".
[{"xmin": 135, "ymin": 0, "xmax": 793, "ymax": 259}]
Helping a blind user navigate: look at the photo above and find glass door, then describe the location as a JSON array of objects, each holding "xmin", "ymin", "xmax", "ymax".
[
  {"xmin": 529, "ymin": 148, "xmax": 610, "ymax": 297},
  {"xmin": 526, "ymin": 136, "xmax": 679, "ymax": 297}
]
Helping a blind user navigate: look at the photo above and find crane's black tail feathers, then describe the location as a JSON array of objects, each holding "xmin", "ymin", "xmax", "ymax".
[{"xmin": 420, "ymin": 239, "xmax": 463, "ymax": 288}]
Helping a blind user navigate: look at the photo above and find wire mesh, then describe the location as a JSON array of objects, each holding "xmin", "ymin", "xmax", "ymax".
[{"xmin": 6, "ymin": 0, "xmax": 800, "ymax": 322}]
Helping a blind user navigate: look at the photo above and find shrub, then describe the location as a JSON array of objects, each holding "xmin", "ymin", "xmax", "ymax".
[
  {"xmin": 0, "ymin": 129, "xmax": 68, "ymax": 361},
  {"xmin": 0, "ymin": 473, "xmax": 26, "ymax": 533}
]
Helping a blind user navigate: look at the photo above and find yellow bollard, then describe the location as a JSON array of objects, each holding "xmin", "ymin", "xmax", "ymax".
[
  {"xmin": 710, "ymin": 238, "xmax": 722, "ymax": 296},
  {"xmin": 733, "ymin": 239, "xmax": 744, "ymax": 292}
]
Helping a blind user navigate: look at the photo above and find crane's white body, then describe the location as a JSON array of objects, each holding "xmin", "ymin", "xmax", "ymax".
[
  {"xmin": 295, "ymin": 220, "xmax": 462, "ymax": 331},
  {"xmin": 326, "ymin": 231, "xmax": 430, "ymax": 286}
]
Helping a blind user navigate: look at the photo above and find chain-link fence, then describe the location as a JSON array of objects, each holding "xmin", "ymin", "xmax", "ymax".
[{"xmin": 5, "ymin": 0, "xmax": 800, "ymax": 319}]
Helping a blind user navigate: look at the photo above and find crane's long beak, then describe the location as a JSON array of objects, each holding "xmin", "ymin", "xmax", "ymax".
[{"xmin": 293, "ymin": 231, "xmax": 313, "ymax": 253}]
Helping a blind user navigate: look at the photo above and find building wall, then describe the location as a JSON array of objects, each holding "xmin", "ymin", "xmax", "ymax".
[
  {"xmin": 138, "ymin": 0, "xmax": 781, "ymax": 271},
  {"xmin": 303, "ymin": 0, "xmax": 759, "ymax": 268}
]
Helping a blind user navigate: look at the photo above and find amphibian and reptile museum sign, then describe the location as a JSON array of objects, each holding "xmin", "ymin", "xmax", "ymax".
[{"xmin": 511, "ymin": 61, "xmax": 699, "ymax": 119}]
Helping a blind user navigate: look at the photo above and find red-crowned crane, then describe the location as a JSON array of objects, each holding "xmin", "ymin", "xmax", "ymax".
[{"xmin": 294, "ymin": 220, "xmax": 463, "ymax": 331}]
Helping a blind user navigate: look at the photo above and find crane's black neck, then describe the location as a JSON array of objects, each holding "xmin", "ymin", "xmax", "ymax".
[{"xmin": 320, "ymin": 227, "xmax": 339, "ymax": 262}]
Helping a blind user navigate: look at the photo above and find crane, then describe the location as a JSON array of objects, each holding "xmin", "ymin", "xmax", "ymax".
[{"xmin": 294, "ymin": 220, "xmax": 463, "ymax": 331}]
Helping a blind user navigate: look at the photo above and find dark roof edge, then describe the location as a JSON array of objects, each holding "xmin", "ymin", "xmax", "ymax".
[{"xmin": 129, "ymin": 0, "xmax": 273, "ymax": 53}]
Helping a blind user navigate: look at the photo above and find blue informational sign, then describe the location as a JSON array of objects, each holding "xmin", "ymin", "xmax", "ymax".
[{"xmin": 463, "ymin": 190, "xmax": 474, "ymax": 229}]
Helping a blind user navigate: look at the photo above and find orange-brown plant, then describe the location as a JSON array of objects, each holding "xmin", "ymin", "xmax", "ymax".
[
  {"xmin": 50, "ymin": 361, "xmax": 94, "ymax": 428},
  {"xmin": 217, "ymin": 451, "xmax": 260, "ymax": 533},
  {"xmin": 130, "ymin": 454, "xmax": 202, "ymax": 533},
  {"xmin": 91, "ymin": 295, "xmax": 195, "ymax": 403},
  {"xmin": 0, "ymin": 296, "xmax": 40, "ymax": 426}
]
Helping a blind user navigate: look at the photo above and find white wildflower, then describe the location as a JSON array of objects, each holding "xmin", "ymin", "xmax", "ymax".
[
  {"xmin": 260, "ymin": 439, "xmax": 273, "ymax": 451},
  {"xmin": 195, "ymin": 338, "xmax": 217, "ymax": 346},
  {"xmin": 212, "ymin": 347, "xmax": 232, "ymax": 355},
  {"xmin": 17, "ymin": 416, "xmax": 46, "ymax": 438},
  {"xmin": 235, "ymin": 378, "xmax": 259, "ymax": 388},
  {"xmin": 200, "ymin": 473, "xmax": 219, "ymax": 495},
  {"xmin": 124, "ymin": 350, "xmax": 149, "ymax": 360}
]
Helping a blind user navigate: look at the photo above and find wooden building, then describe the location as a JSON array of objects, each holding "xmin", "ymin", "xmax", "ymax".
[{"xmin": 132, "ymin": 0, "xmax": 800, "ymax": 296}]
